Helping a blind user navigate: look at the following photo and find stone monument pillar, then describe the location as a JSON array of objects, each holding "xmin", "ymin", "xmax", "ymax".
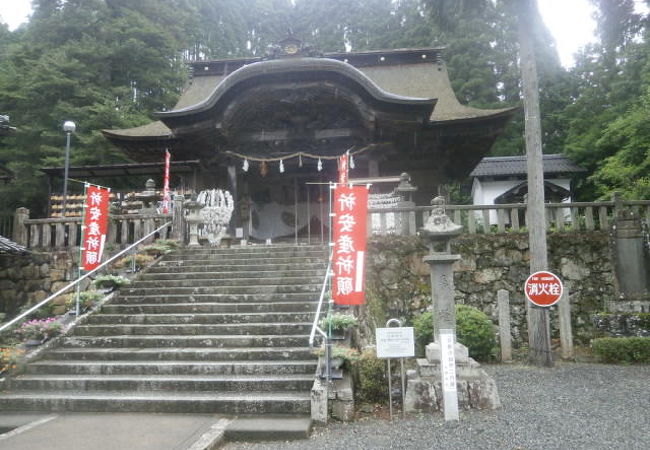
[
  {"xmin": 609, "ymin": 205, "xmax": 650, "ymax": 312},
  {"xmin": 405, "ymin": 197, "xmax": 501, "ymax": 415}
]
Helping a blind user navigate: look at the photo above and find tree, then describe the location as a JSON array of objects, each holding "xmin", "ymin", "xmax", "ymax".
[{"xmin": 0, "ymin": 0, "xmax": 191, "ymax": 214}]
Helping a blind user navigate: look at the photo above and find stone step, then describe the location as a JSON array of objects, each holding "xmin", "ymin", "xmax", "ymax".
[
  {"xmin": 129, "ymin": 276, "xmax": 322, "ymax": 288},
  {"xmin": 147, "ymin": 262, "xmax": 325, "ymax": 274},
  {"xmin": 166, "ymin": 248, "xmax": 325, "ymax": 258},
  {"xmin": 158, "ymin": 256, "xmax": 325, "ymax": 265},
  {"xmin": 225, "ymin": 415, "xmax": 312, "ymax": 442},
  {"xmin": 85, "ymin": 312, "xmax": 314, "ymax": 325},
  {"xmin": 45, "ymin": 347, "xmax": 316, "ymax": 362},
  {"xmin": 0, "ymin": 391, "xmax": 311, "ymax": 414},
  {"xmin": 112, "ymin": 293, "xmax": 320, "ymax": 304},
  {"xmin": 61, "ymin": 334, "xmax": 311, "ymax": 348},
  {"xmin": 72, "ymin": 323, "xmax": 312, "ymax": 336},
  {"xmin": 101, "ymin": 301, "xmax": 318, "ymax": 314},
  {"xmin": 8, "ymin": 374, "xmax": 314, "ymax": 393},
  {"xmin": 173, "ymin": 244, "xmax": 324, "ymax": 252},
  {"xmin": 138, "ymin": 269, "xmax": 324, "ymax": 281},
  {"xmin": 26, "ymin": 360, "xmax": 317, "ymax": 376},
  {"xmin": 120, "ymin": 284, "xmax": 320, "ymax": 296}
]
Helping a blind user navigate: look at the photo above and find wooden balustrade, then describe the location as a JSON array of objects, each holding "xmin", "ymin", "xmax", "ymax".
[
  {"xmin": 368, "ymin": 200, "xmax": 650, "ymax": 237},
  {"xmin": 17, "ymin": 213, "xmax": 171, "ymax": 250}
]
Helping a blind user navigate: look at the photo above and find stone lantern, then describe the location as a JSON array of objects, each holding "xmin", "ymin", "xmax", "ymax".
[
  {"xmin": 393, "ymin": 173, "xmax": 417, "ymax": 235},
  {"xmin": 184, "ymin": 198, "xmax": 203, "ymax": 247},
  {"xmin": 405, "ymin": 196, "xmax": 500, "ymax": 418},
  {"xmin": 135, "ymin": 179, "xmax": 161, "ymax": 214}
]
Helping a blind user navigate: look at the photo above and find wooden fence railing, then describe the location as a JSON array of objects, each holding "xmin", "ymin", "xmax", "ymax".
[
  {"xmin": 368, "ymin": 199, "xmax": 650, "ymax": 236},
  {"xmin": 14, "ymin": 209, "xmax": 172, "ymax": 250}
]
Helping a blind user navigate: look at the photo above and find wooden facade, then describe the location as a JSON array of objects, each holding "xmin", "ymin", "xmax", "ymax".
[{"xmin": 101, "ymin": 42, "xmax": 516, "ymax": 240}]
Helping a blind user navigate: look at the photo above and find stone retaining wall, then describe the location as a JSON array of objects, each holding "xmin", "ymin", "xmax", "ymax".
[
  {"xmin": 0, "ymin": 252, "xmax": 75, "ymax": 320},
  {"xmin": 365, "ymin": 232, "xmax": 616, "ymax": 346}
]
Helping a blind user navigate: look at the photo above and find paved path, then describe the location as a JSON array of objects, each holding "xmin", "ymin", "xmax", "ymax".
[
  {"xmin": 225, "ymin": 363, "xmax": 650, "ymax": 450},
  {"xmin": 1, "ymin": 363, "xmax": 648, "ymax": 449},
  {"xmin": 0, "ymin": 413, "xmax": 227, "ymax": 450}
]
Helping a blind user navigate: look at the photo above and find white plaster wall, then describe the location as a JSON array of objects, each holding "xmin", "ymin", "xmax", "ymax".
[{"xmin": 471, "ymin": 177, "xmax": 573, "ymax": 225}]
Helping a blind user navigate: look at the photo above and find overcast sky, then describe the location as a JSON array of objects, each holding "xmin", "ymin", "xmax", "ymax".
[{"xmin": 0, "ymin": 0, "xmax": 646, "ymax": 68}]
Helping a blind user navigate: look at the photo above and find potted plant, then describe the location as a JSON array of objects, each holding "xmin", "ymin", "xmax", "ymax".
[
  {"xmin": 314, "ymin": 345, "xmax": 360, "ymax": 373},
  {"xmin": 65, "ymin": 291, "xmax": 104, "ymax": 314},
  {"xmin": 112, "ymin": 253, "xmax": 155, "ymax": 272},
  {"xmin": 320, "ymin": 313, "xmax": 359, "ymax": 341},
  {"xmin": 15, "ymin": 317, "xmax": 63, "ymax": 346},
  {"xmin": 93, "ymin": 274, "xmax": 132, "ymax": 291}
]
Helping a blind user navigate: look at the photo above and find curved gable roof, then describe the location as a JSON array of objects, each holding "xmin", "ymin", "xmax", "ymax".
[{"xmin": 154, "ymin": 57, "xmax": 437, "ymax": 129}]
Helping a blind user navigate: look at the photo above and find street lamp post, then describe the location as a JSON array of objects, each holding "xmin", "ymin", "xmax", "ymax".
[{"xmin": 61, "ymin": 120, "xmax": 76, "ymax": 217}]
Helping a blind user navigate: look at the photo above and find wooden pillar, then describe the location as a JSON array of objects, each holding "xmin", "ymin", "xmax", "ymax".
[
  {"xmin": 227, "ymin": 163, "xmax": 239, "ymax": 234},
  {"xmin": 368, "ymin": 159, "xmax": 379, "ymax": 178}
]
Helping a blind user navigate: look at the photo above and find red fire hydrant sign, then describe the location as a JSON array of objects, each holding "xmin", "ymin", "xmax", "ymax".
[{"xmin": 524, "ymin": 271, "xmax": 564, "ymax": 307}]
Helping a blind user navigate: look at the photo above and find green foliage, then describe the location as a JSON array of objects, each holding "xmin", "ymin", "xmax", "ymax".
[
  {"xmin": 112, "ymin": 253, "xmax": 155, "ymax": 270},
  {"xmin": 320, "ymin": 313, "xmax": 358, "ymax": 331},
  {"xmin": 18, "ymin": 299, "xmax": 56, "ymax": 320},
  {"xmin": 413, "ymin": 305, "xmax": 497, "ymax": 361},
  {"xmin": 93, "ymin": 274, "xmax": 132, "ymax": 289},
  {"xmin": 592, "ymin": 337, "xmax": 650, "ymax": 364},
  {"xmin": 456, "ymin": 304, "xmax": 497, "ymax": 361},
  {"xmin": 65, "ymin": 290, "xmax": 104, "ymax": 311},
  {"xmin": 140, "ymin": 240, "xmax": 179, "ymax": 258},
  {"xmin": 353, "ymin": 347, "xmax": 388, "ymax": 403},
  {"xmin": 413, "ymin": 310, "xmax": 434, "ymax": 356}
]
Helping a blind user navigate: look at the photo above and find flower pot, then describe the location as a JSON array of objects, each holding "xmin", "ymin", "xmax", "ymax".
[
  {"xmin": 329, "ymin": 357, "xmax": 344, "ymax": 370},
  {"xmin": 25, "ymin": 338, "xmax": 43, "ymax": 347}
]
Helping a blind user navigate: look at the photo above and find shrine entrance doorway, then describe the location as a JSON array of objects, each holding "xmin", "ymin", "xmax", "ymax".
[{"xmin": 241, "ymin": 171, "xmax": 332, "ymax": 244}]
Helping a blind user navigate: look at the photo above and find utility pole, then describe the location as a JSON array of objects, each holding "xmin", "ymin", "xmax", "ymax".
[{"xmin": 517, "ymin": 0, "xmax": 553, "ymax": 367}]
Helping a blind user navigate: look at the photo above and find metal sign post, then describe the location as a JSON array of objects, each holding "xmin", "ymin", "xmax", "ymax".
[{"xmin": 376, "ymin": 318, "xmax": 415, "ymax": 420}]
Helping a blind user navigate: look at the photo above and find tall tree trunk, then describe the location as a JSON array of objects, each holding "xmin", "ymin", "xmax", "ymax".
[{"xmin": 518, "ymin": 0, "xmax": 553, "ymax": 367}]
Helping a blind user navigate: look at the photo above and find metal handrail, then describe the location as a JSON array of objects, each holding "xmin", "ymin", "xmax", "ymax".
[
  {"xmin": 309, "ymin": 250, "xmax": 333, "ymax": 348},
  {"xmin": 0, "ymin": 221, "xmax": 172, "ymax": 335}
]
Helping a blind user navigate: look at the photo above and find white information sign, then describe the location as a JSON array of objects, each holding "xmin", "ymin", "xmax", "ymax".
[
  {"xmin": 439, "ymin": 328, "xmax": 459, "ymax": 421},
  {"xmin": 439, "ymin": 329, "xmax": 457, "ymax": 392},
  {"xmin": 376, "ymin": 327, "xmax": 415, "ymax": 359}
]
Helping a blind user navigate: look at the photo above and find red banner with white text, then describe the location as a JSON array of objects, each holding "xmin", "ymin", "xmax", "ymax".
[
  {"xmin": 162, "ymin": 149, "xmax": 171, "ymax": 213},
  {"xmin": 81, "ymin": 185, "xmax": 111, "ymax": 271},
  {"xmin": 337, "ymin": 153, "xmax": 349, "ymax": 184},
  {"xmin": 332, "ymin": 185, "xmax": 368, "ymax": 305}
]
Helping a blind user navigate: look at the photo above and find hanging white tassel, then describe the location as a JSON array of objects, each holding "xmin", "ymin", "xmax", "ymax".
[
  {"xmin": 349, "ymin": 155, "xmax": 355, "ymax": 169},
  {"xmin": 279, "ymin": 159, "xmax": 285, "ymax": 173},
  {"xmin": 299, "ymin": 155, "xmax": 303, "ymax": 167},
  {"xmin": 317, "ymin": 158, "xmax": 323, "ymax": 172},
  {"xmin": 242, "ymin": 158, "xmax": 249, "ymax": 172}
]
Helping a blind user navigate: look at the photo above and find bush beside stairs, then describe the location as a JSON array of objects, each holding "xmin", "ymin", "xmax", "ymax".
[{"xmin": 0, "ymin": 244, "xmax": 327, "ymax": 441}]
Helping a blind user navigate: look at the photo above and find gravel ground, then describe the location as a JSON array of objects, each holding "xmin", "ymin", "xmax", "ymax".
[{"xmin": 223, "ymin": 363, "xmax": 650, "ymax": 450}]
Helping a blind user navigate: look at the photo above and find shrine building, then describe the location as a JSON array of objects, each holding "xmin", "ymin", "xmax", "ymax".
[{"xmin": 100, "ymin": 37, "xmax": 515, "ymax": 241}]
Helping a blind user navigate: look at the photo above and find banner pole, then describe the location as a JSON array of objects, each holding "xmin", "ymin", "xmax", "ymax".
[{"xmin": 76, "ymin": 183, "xmax": 89, "ymax": 316}]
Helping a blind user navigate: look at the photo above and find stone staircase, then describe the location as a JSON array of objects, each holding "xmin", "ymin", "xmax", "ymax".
[{"xmin": 0, "ymin": 244, "xmax": 326, "ymax": 433}]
